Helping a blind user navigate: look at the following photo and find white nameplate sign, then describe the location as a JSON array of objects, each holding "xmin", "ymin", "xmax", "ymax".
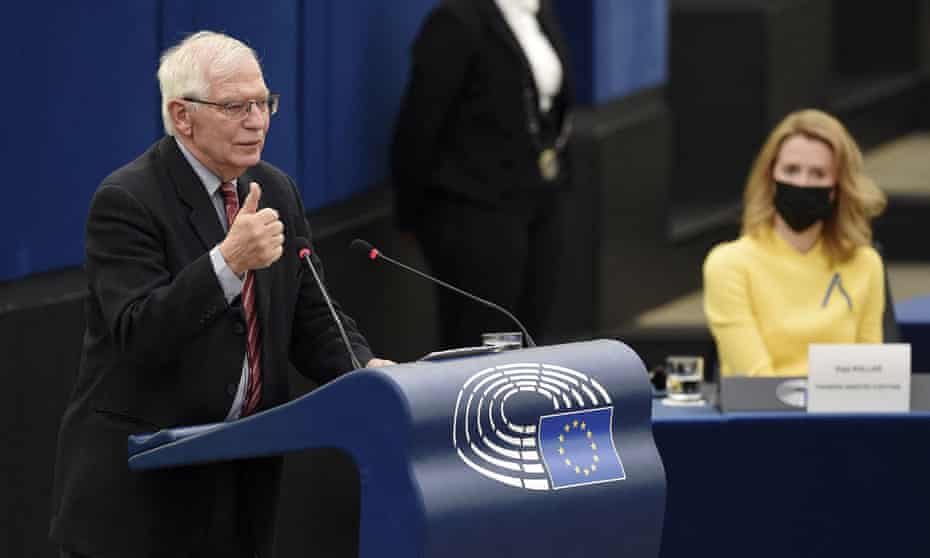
[{"xmin": 808, "ymin": 344, "xmax": 911, "ymax": 413}]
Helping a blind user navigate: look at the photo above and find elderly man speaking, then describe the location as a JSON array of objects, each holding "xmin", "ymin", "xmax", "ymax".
[{"xmin": 50, "ymin": 31, "xmax": 391, "ymax": 558}]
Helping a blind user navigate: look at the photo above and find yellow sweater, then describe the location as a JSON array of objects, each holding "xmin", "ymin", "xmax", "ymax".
[{"xmin": 703, "ymin": 228, "xmax": 884, "ymax": 377}]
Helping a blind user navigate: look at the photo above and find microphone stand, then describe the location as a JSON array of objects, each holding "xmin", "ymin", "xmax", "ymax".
[
  {"xmin": 298, "ymin": 244, "xmax": 363, "ymax": 370},
  {"xmin": 351, "ymin": 239, "xmax": 536, "ymax": 348}
]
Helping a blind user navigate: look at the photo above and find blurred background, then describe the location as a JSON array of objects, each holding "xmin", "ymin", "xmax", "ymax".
[{"xmin": 2, "ymin": 0, "xmax": 928, "ymax": 556}]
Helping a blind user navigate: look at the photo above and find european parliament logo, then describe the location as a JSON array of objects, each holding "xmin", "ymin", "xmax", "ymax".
[{"xmin": 452, "ymin": 362, "xmax": 626, "ymax": 491}]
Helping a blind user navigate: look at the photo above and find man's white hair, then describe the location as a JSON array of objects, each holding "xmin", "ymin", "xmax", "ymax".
[{"xmin": 157, "ymin": 31, "xmax": 261, "ymax": 136}]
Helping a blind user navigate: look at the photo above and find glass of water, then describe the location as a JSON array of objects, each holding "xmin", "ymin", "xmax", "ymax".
[
  {"xmin": 481, "ymin": 332, "xmax": 524, "ymax": 351},
  {"xmin": 665, "ymin": 356, "xmax": 704, "ymax": 403}
]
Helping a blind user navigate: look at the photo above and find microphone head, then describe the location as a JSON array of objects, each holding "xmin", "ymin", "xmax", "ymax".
[
  {"xmin": 295, "ymin": 236, "xmax": 312, "ymax": 259},
  {"xmin": 350, "ymin": 238, "xmax": 380, "ymax": 261}
]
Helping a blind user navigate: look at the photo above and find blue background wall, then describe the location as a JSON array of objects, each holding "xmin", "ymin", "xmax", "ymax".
[
  {"xmin": 2, "ymin": 0, "xmax": 666, "ymax": 281},
  {"xmin": 558, "ymin": 0, "xmax": 667, "ymax": 104}
]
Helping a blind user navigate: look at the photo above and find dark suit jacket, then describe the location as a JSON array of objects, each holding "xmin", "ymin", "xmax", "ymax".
[
  {"xmin": 49, "ymin": 137, "xmax": 373, "ymax": 558},
  {"xmin": 391, "ymin": 0, "xmax": 575, "ymax": 230}
]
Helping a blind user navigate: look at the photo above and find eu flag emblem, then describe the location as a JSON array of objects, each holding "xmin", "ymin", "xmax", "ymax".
[{"xmin": 537, "ymin": 407, "xmax": 625, "ymax": 489}]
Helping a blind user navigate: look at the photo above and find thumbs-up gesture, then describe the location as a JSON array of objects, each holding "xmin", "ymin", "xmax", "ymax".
[{"xmin": 219, "ymin": 182, "xmax": 284, "ymax": 275}]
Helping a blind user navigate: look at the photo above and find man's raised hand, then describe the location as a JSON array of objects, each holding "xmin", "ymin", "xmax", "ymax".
[{"xmin": 219, "ymin": 182, "xmax": 285, "ymax": 276}]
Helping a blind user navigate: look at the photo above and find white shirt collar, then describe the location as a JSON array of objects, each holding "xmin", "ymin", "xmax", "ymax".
[
  {"xmin": 174, "ymin": 137, "xmax": 237, "ymax": 198},
  {"xmin": 497, "ymin": 0, "xmax": 539, "ymax": 15}
]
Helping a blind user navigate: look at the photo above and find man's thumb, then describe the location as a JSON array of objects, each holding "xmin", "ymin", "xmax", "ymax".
[{"xmin": 241, "ymin": 182, "xmax": 261, "ymax": 214}]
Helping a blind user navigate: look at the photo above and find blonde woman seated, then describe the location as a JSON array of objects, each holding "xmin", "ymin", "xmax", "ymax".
[{"xmin": 703, "ymin": 109, "xmax": 887, "ymax": 377}]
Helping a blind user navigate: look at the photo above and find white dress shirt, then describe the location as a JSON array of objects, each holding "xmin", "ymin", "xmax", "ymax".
[{"xmin": 495, "ymin": 0, "xmax": 563, "ymax": 112}]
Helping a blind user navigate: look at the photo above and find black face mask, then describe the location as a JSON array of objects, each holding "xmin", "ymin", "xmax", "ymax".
[{"xmin": 773, "ymin": 180, "xmax": 834, "ymax": 232}]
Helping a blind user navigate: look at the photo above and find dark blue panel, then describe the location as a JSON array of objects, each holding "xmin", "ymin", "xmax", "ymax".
[
  {"xmin": 319, "ymin": 0, "xmax": 437, "ymax": 209},
  {"xmin": 300, "ymin": 2, "xmax": 330, "ymax": 210},
  {"xmin": 654, "ymin": 407, "xmax": 930, "ymax": 558},
  {"xmin": 556, "ymin": 0, "xmax": 596, "ymax": 105},
  {"xmin": 593, "ymin": 0, "xmax": 668, "ymax": 102},
  {"xmin": 557, "ymin": 0, "xmax": 669, "ymax": 105},
  {"xmin": 160, "ymin": 0, "xmax": 195, "ymax": 47},
  {"xmin": 2, "ymin": 1, "xmax": 161, "ymax": 280},
  {"xmin": 298, "ymin": 0, "xmax": 436, "ymax": 210}
]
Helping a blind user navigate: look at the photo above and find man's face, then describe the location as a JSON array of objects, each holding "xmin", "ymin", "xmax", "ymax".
[{"xmin": 179, "ymin": 57, "xmax": 271, "ymax": 180}]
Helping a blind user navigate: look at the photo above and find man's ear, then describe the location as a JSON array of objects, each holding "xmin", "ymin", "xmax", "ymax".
[{"xmin": 168, "ymin": 99, "xmax": 193, "ymax": 137}]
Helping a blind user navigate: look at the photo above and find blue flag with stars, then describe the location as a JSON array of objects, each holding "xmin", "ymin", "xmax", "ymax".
[{"xmin": 537, "ymin": 407, "xmax": 625, "ymax": 489}]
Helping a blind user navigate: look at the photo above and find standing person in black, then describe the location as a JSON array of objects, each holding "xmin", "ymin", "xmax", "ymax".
[
  {"xmin": 49, "ymin": 31, "xmax": 392, "ymax": 558},
  {"xmin": 392, "ymin": 0, "xmax": 575, "ymax": 349}
]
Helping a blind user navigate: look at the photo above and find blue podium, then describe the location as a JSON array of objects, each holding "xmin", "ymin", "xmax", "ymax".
[{"xmin": 128, "ymin": 340, "xmax": 666, "ymax": 558}]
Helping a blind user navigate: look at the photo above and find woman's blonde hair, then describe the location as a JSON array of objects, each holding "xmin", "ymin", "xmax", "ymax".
[{"xmin": 741, "ymin": 109, "xmax": 887, "ymax": 262}]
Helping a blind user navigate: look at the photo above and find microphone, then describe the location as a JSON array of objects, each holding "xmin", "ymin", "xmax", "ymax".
[
  {"xmin": 295, "ymin": 237, "xmax": 363, "ymax": 370},
  {"xmin": 349, "ymin": 239, "xmax": 536, "ymax": 348}
]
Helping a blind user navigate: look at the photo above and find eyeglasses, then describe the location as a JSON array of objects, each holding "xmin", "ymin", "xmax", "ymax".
[{"xmin": 183, "ymin": 93, "xmax": 280, "ymax": 120}]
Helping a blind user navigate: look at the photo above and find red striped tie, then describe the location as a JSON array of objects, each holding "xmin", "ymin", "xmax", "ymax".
[{"xmin": 220, "ymin": 182, "xmax": 262, "ymax": 416}]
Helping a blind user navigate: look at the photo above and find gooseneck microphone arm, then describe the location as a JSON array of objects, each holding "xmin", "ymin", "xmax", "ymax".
[
  {"xmin": 349, "ymin": 239, "xmax": 536, "ymax": 348},
  {"xmin": 295, "ymin": 237, "xmax": 363, "ymax": 370}
]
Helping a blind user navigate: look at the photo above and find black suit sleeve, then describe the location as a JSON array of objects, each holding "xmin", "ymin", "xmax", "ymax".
[
  {"xmin": 86, "ymin": 184, "xmax": 228, "ymax": 364},
  {"xmin": 284, "ymin": 177, "xmax": 373, "ymax": 381},
  {"xmin": 391, "ymin": 6, "xmax": 475, "ymax": 230}
]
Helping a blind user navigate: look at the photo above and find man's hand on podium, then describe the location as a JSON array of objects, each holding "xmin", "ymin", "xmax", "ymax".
[{"xmin": 366, "ymin": 358, "xmax": 396, "ymax": 367}]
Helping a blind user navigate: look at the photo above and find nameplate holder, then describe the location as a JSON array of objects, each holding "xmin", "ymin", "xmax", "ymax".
[{"xmin": 808, "ymin": 344, "xmax": 911, "ymax": 413}]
